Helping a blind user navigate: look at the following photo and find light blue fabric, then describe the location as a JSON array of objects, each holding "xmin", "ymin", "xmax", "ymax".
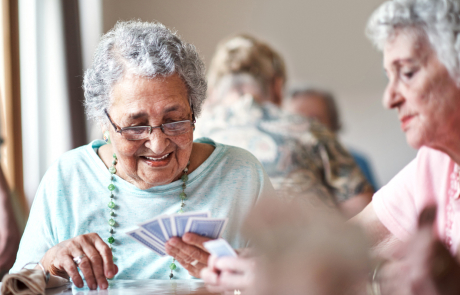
[{"xmin": 11, "ymin": 138, "xmax": 274, "ymax": 280}]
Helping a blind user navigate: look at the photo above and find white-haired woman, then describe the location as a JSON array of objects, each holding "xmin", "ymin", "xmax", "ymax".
[
  {"xmin": 352, "ymin": 0, "xmax": 460, "ymax": 293},
  {"xmin": 10, "ymin": 21, "xmax": 274, "ymax": 290}
]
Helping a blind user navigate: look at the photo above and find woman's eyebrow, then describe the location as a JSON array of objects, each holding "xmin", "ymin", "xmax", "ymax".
[
  {"xmin": 127, "ymin": 105, "xmax": 186, "ymax": 120},
  {"xmin": 128, "ymin": 112, "xmax": 149, "ymax": 120},
  {"xmin": 163, "ymin": 105, "xmax": 183, "ymax": 113}
]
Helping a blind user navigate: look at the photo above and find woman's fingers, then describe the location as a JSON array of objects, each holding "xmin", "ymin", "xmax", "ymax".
[
  {"xmin": 79, "ymin": 248, "xmax": 107, "ymax": 289},
  {"xmin": 74, "ymin": 253, "xmax": 98, "ymax": 290},
  {"xmin": 166, "ymin": 237, "xmax": 209, "ymax": 265},
  {"xmin": 92, "ymin": 234, "xmax": 117, "ymax": 278},
  {"xmin": 60, "ymin": 255, "xmax": 84, "ymax": 288},
  {"xmin": 215, "ymin": 256, "xmax": 253, "ymax": 273},
  {"xmin": 219, "ymin": 270, "xmax": 248, "ymax": 290},
  {"xmin": 200, "ymin": 266, "xmax": 219, "ymax": 285},
  {"xmin": 182, "ymin": 233, "xmax": 212, "ymax": 251}
]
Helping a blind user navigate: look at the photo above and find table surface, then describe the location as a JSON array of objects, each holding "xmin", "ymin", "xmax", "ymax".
[{"xmin": 2, "ymin": 280, "xmax": 215, "ymax": 295}]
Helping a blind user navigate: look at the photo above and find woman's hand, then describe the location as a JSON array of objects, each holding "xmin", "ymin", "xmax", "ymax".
[
  {"xmin": 40, "ymin": 233, "xmax": 117, "ymax": 290},
  {"xmin": 165, "ymin": 233, "xmax": 211, "ymax": 278},
  {"xmin": 201, "ymin": 255, "xmax": 255, "ymax": 294},
  {"xmin": 379, "ymin": 206, "xmax": 460, "ymax": 295}
]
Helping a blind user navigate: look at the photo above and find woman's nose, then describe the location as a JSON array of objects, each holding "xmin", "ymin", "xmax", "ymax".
[
  {"xmin": 383, "ymin": 79, "xmax": 404, "ymax": 109},
  {"xmin": 144, "ymin": 129, "xmax": 169, "ymax": 154}
]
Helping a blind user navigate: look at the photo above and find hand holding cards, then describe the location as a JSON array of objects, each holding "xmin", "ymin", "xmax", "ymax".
[{"xmin": 126, "ymin": 211, "xmax": 228, "ymax": 256}]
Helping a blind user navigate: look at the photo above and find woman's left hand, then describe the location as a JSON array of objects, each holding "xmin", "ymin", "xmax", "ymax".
[
  {"xmin": 165, "ymin": 233, "xmax": 211, "ymax": 278},
  {"xmin": 379, "ymin": 206, "xmax": 460, "ymax": 295}
]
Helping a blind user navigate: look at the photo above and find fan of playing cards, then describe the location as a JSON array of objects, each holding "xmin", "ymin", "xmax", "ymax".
[{"xmin": 126, "ymin": 211, "xmax": 228, "ymax": 257}]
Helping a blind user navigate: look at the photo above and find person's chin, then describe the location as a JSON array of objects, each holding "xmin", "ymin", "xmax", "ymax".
[{"xmin": 405, "ymin": 130, "xmax": 424, "ymax": 149}]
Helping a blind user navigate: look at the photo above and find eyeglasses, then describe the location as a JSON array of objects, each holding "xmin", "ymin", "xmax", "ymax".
[{"xmin": 105, "ymin": 109, "xmax": 196, "ymax": 141}]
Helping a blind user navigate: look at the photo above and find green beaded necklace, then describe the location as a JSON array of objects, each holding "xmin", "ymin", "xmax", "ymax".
[{"xmin": 106, "ymin": 153, "xmax": 190, "ymax": 279}]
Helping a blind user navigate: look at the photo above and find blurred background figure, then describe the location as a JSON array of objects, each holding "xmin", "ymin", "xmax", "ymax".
[
  {"xmin": 202, "ymin": 197, "xmax": 371, "ymax": 295},
  {"xmin": 285, "ymin": 86, "xmax": 378, "ymax": 190},
  {"xmin": 0, "ymin": 165, "xmax": 20, "ymax": 280},
  {"xmin": 196, "ymin": 34, "xmax": 373, "ymax": 217}
]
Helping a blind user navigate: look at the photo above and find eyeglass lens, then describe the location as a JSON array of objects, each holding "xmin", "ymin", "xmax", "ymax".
[{"xmin": 121, "ymin": 121, "xmax": 193, "ymax": 140}]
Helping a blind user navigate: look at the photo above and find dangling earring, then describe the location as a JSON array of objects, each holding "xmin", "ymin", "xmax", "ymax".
[{"xmin": 103, "ymin": 131, "xmax": 111, "ymax": 144}]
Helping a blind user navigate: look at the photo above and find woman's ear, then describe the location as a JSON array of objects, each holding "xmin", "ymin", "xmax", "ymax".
[{"xmin": 101, "ymin": 123, "xmax": 111, "ymax": 144}]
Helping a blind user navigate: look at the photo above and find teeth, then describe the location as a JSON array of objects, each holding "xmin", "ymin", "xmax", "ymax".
[{"xmin": 145, "ymin": 153, "xmax": 170, "ymax": 161}]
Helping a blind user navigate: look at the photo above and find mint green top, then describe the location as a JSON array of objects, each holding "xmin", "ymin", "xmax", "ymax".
[{"xmin": 11, "ymin": 138, "xmax": 274, "ymax": 279}]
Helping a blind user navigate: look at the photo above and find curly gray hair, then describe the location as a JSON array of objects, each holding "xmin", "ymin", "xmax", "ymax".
[
  {"xmin": 366, "ymin": 0, "xmax": 460, "ymax": 84},
  {"xmin": 84, "ymin": 20, "xmax": 207, "ymax": 124}
]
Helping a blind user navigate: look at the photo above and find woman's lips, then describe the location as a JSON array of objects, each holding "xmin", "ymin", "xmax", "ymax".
[
  {"xmin": 141, "ymin": 152, "xmax": 173, "ymax": 167},
  {"xmin": 400, "ymin": 115, "xmax": 415, "ymax": 131}
]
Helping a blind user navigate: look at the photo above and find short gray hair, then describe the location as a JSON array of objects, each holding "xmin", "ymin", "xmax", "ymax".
[
  {"xmin": 84, "ymin": 20, "xmax": 207, "ymax": 124},
  {"xmin": 366, "ymin": 0, "xmax": 460, "ymax": 85}
]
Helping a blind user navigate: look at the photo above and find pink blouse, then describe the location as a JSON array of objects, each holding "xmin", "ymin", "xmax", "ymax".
[{"xmin": 373, "ymin": 147, "xmax": 460, "ymax": 254}]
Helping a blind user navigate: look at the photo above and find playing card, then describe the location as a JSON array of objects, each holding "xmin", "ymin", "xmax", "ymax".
[
  {"xmin": 158, "ymin": 215, "xmax": 174, "ymax": 240},
  {"xmin": 139, "ymin": 216, "xmax": 168, "ymax": 244},
  {"xmin": 171, "ymin": 211, "xmax": 211, "ymax": 237},
  {"xmin": 136, "ymin": 228, "xmax": 166, "ymax": 250},
  {"xmin": 203, "ymin": 238, "xmax": 237, "ymax": 257},
  {"xmin": 184, "ymin": 217, "xmax": 228, "ymax": 239},
  {"xmin": 126, "ymin": 229, "xmax": 167, "ymax": 256}
]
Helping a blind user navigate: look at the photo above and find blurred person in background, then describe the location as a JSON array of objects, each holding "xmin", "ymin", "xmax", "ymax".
[
  {"xmin": 0, "ymin": 165, "xmax": 20, "ymax": 280},
  {"xmin": 10, "ymin": 21, "xmax": 274, "ymax": 289},
  {"xmin": 285, "ymin": 86, "xmax": 378, "ymax": 190},
  {"xmin": 196, "ymin": 34, "xmax": 373, "ymax": 218},
  {"xmin": 351, "ymin": 0, "xmax": 460, "ymax": 293},
  {"xmin": 202, "ymin": 197, "xmax": 371, "ymax": 295}
]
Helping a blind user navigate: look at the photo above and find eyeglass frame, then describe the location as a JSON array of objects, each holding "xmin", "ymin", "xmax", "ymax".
[{"xmin": 104, "ymin": 107, "xmax": 196, "ymax": 140}]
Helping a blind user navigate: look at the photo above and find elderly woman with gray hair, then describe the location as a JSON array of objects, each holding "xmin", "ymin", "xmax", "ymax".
[
  {"xmin": 352, "ymin": 0, "xmax": 460, "ymax": 294},
  {"xmin": 10, "ymin": 21, "xmax": 274, "ymax": 289}
]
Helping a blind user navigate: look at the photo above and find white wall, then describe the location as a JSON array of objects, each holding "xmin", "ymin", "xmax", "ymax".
[{"xmin": 101, "ymin": 0, "xmax": 418, "ymax": 186}]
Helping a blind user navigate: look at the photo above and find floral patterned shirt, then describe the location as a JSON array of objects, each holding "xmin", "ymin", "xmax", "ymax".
[{"xmin": 195, "ymin": 96, "xmax": 373, "ymax": 207}]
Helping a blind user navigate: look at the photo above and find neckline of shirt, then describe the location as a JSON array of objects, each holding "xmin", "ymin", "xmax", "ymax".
[{"xmin": 86, "ymin": 138, "xmax": 224, "ymax": 197}]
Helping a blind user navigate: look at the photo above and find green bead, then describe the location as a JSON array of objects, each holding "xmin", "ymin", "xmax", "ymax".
[
  {"xmin": 182, "ymin": 183, "xmax": 186, "ymax": 189},
  {"xmin": 178, "ymin": 209, "xmax": 184, "ymax": 214},
  {"xmin": 108, "ymin": 219, "xmax": 116, "ymax": 226},
  {"xmin": 108, "ymin": 236, "xmax": 115, "ymax": 244},
  {"xmin": 110, "ymin": 211, "xmax": 115, "ymax": 216},
  {"xmin": 181, "ymin": 174, "xmax": 188, "ymax": 182},
  {"xmin": 169, "ymin": 263, "xmax": 177, "ymax": 270},
  {"xmin": 109, "ymin": 166, "xmax": 117, "ymax": 174},
  {"xmin": 108, "ymin": 184, "xmax": 115, "ymax": 191},
  {"xmin": 179, "ymin": 192, "xmax": 186, "ymax": 200},
  {"xmin": 112, "ymin": 159, "xmax": 117, "ymax": 165},
  {"xmin": 108, "ymin": 201, "xmax": 115, "ymax": 209},
  {"xmin": 113, "ymin": 153, "xmax": 117, "ymax": 160}
]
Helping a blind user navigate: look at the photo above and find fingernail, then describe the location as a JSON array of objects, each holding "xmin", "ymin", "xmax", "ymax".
[
  {"xmin": 170, "ymin": 238, "xmax": 178, "ymax": 246},
  {"xmin": 91, "ymin": 284, "xmax": 97, "ymax": 290},
  {"xmin": 101, "ymin": 283, "xmax": 108, "ymax": 289},
  {"xmin": 108, "ymin": 271, "xmax": 113, "ymax": 278}
]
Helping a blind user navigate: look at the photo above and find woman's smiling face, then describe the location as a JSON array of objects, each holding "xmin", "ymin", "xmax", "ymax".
[
  {"xmin": 383, "ymin": 30, "xmax": 460, "ymax": 150},
  {"xmin": 107, "ymin": 74, "xmax": 194, "ymax": 189}
]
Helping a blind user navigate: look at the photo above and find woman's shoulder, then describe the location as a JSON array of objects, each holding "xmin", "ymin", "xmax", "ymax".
[{"xmin": 43, "ymin": 140, "xmax": 106, "ymax": 180}]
